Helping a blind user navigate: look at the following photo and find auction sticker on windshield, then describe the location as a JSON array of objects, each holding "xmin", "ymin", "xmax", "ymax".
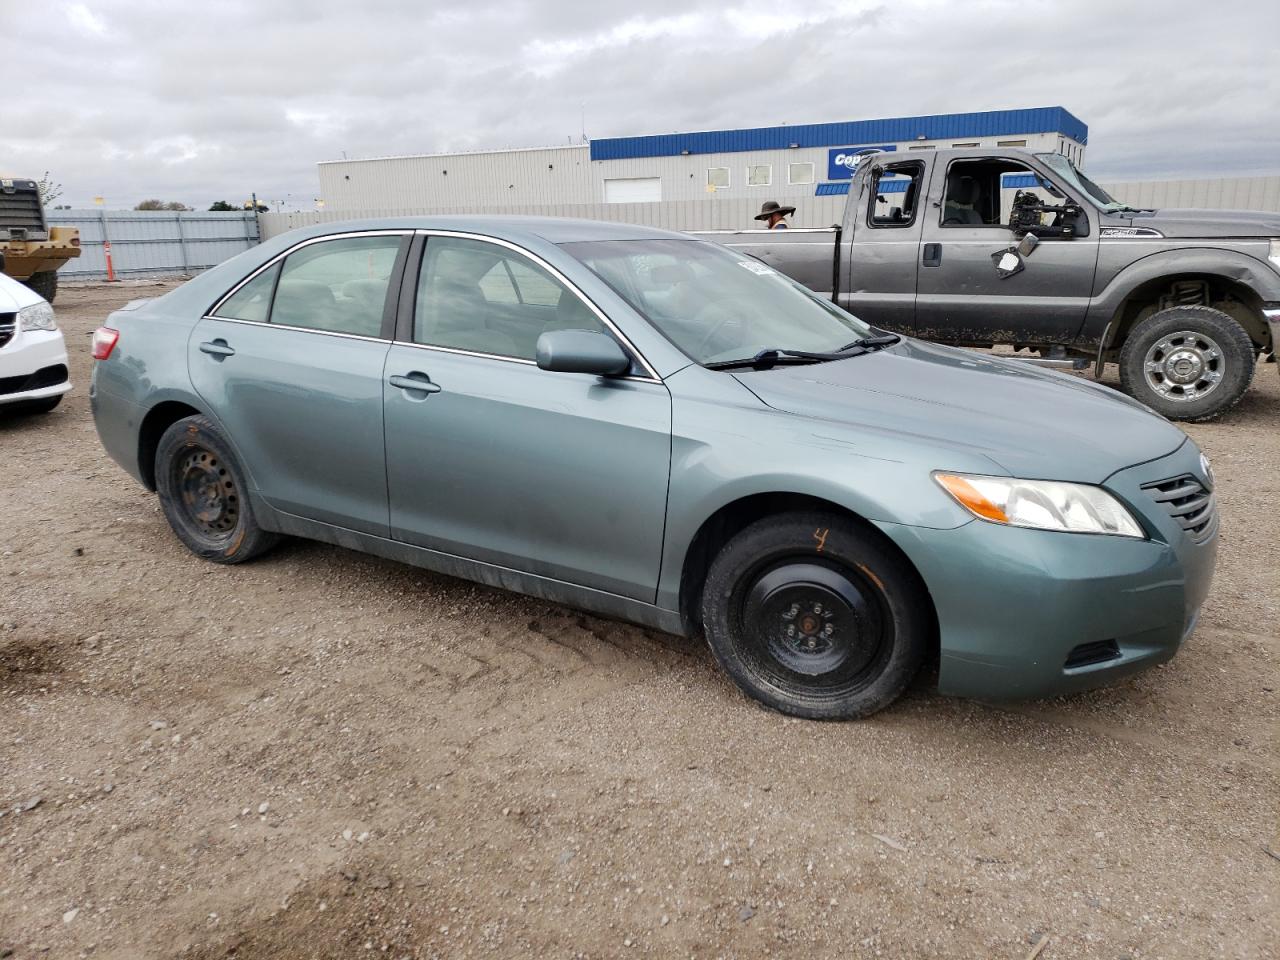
[{"xmin": 739, "ymin": 261, "xmax": 777, "ymax": 276}]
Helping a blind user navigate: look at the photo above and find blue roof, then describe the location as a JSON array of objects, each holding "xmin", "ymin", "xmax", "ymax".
[{"xmin": 590, "ymin": 107, "xmax": 1087, "ymax": 161}]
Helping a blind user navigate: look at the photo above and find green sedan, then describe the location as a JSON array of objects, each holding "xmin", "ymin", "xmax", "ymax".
[{"xmin": 89, "ymin": 218, "xmax": 1217, "ymax": 719}]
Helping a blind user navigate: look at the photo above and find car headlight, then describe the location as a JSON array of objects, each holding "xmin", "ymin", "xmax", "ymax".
[
  {"xmin": 19, "ymin": 302, "xmax": 57, "ymax": 332},
  {"xmin": 935, "ymin": 473, "xmax": 1145, "ymax": 538},
  {"xmin": 1270, "ymin": 239, "xmax": 1280, "ymax": 271}
]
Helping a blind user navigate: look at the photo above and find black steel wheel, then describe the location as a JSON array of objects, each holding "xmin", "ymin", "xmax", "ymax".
[
  {"xmin": 701, "ymin": 512, "xmax": 931, "ymax": 719},
  {"xmin": 154, "ymin": 414, "xmax": 279, "ymax": 563}
]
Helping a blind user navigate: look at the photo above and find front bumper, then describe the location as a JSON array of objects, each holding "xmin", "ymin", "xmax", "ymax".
[
  {"xmin": 0, "ymin": 327, "xmax": 72, "ymax": 404},
  {"xmin": 876, "ymin": 440, "xmax": 1217, "ymax": 700}
]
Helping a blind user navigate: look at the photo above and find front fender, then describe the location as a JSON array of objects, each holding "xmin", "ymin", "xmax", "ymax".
[{"xmin": 1087, "ymin": 246, "xmax": 1280, "ymax": 353}]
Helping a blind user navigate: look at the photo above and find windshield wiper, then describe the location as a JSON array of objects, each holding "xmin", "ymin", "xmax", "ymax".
[
  {"xmin": 705, "ymin": 334, "xmax": 901, "ymax": 371},
  {"xmin": 838, "ymin": 334, "xmax": 900, "ymax": 351},
  {"xmin": 704, "ymin": 347, "xmax": 847, "ymax": 371}
]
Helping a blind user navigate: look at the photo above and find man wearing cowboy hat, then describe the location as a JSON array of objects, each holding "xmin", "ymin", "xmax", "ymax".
[{"xmin": 755, "ymin": 200, "xmax": 795, "ymax": 229}]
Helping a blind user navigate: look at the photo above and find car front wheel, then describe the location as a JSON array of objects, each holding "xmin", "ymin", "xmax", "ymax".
[
  {"xmin": 701, "ymin": 512, "xmax": 930, "ymax": 720},
  {"xmin": 154, "ymin": 414, "xmax": 279, "ymax": 563}
]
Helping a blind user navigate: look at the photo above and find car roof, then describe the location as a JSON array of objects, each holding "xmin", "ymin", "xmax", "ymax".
[{"xmin": 280, "ymin": 215, "xmax": 691, "ymax": 246}]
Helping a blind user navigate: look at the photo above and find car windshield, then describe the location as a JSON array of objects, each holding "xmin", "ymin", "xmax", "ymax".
[
  {"xmin": 1035, "ymin": 152, "xmax": 1129, "ymax": 210},
  {"xmin": 559, "ymin": 238, "xmax": 874, "ymax": 366}
]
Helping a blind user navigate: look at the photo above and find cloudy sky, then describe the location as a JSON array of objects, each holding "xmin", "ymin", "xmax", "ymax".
[{"xmin": 5, "ymin": 0, "xmax": 1278, "ymax": 210}]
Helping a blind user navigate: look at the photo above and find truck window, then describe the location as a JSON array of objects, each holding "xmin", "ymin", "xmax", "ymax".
[
  {"xmin": 866, "ymin": 162, "xmax": 924, "ymax": 228},
  {"xmin": 940, "ymin": 158, "xmax": 1060, "ymax": 228}
]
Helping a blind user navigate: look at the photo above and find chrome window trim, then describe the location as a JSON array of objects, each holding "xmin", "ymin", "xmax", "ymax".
[
  {"xmin": 410, "ymin": 229, "xmax": 662, "ymax": 381},
  {"xmin": 206, "ymin": 229, "xmax": 413, "ymax": 322},
  {"xmin": 197, "ymin": 314, "xmax": 389, "ymax": 344}
]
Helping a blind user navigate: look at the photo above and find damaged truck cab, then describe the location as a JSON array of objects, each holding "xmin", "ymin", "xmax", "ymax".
[{"xmin": 697, "ymin": 148, "xmax": 1280, "ymax": 421}]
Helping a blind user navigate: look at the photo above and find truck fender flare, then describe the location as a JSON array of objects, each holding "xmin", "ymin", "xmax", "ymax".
[{"xmin": 1090, "ymin": 247, "xmax": 1280, "ymax": 374}]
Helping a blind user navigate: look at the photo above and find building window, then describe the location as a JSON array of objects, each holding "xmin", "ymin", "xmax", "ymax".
[
  {"xmin": 997, "ymin": 139, "xmax": 1027, "ymax": 147},
  {"xmin": 952, "ymin": 142, "xmax": 980, "ymax": 148},
  {"xmin": 707, "ymin": 167, "xmax": 730, "ymax": 190},
  {"xmin": 908, "ymin": 145, "xmax": 935, "ymax": 150},
  {"xmin": 787, "ymin": 162, "xmax": 815, "ymax": 185},
  {"xmin": 747, "ymin": 164, "xmax": 771, "ymax": 187}
]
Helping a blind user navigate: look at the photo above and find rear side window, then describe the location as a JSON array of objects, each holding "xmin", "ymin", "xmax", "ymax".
[
  {"xmin": 866, "ymin": 163, "xmax": 924, "ymax": 227},
  {"xmin": 413, "ymin": 236, "xmax": 606, "ymax": 360},
  {"xmin": 217, "ymin": 263, "xmax": 279, "ymax": 322},
  {"xmin": 272, "ymin": 236, "xmax": 402, "ymax": 337}
]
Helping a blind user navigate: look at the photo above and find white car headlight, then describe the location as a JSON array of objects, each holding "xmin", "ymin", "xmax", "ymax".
[
  {"xmin": 19, "ymin": 302, "xmax": 58, "ymax": 332},
  {"xmin": 935, "ymin": 473, "xmax": 1145, "ymax": 538}
]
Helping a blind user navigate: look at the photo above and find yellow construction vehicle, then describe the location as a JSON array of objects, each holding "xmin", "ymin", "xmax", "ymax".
[{"xmin": 1, "ymin": 177, "xmax": 80, "ymax": 302}]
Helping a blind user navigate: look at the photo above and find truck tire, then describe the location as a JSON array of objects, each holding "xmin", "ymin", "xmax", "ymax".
[
  {"xmin": 23, "ymin": 270, "xmax": 58, "ymax": 303},
  {"xmin": 1118, "ymin": 305, "xmax": 1254, "ymax": 421}
]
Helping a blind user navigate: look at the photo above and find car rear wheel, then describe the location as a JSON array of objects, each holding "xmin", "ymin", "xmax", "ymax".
[
  {"xmin": 155, "ymin": 415, "xmax": 279, "ymax": 563},
  {"xmin": 1119, "ymin": 306, "xmax": 1255, "ymax": 421},
  {"xmin": 701, "ymin": 512, "xmax": 930, "ymax": 720}
]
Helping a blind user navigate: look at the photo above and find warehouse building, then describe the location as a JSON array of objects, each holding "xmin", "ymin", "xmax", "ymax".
[{"xmin": 317, "ymin": 106, "xmax": 1088, "ymax": 211}]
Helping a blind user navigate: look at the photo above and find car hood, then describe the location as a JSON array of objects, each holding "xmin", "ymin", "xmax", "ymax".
[
  {"xmin": 1113, "ymin": 207, "xmax": 1280, "ymax": 239},
  {"xmin": 0, "ymin": 272, "xmax": 44, "ymax": 312},
  {"xmin": 733, "ymin": 339, "xmax": 1187, "ymax": 484}
]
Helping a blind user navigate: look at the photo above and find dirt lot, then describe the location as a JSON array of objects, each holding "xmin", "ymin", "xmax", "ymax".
[{"xmin": 1, "ymin": 281, "xmax": 1277, "ymax": 959}]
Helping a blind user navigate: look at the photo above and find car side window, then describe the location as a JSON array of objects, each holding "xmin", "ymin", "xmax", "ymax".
[
  {"xmin": 414, "ymin": 236, "xmax": 607, "ymax": 360},
  {"xmin": 866, "ymin": 163, "xmax": 924, "ymax": 227},
  {"xmin": 271, "ymin": 236, "xmax": 402, "ymax": 337},
  {"xmin": 216, "ymin": 262, "xmax": 280, "ymax": 322}
]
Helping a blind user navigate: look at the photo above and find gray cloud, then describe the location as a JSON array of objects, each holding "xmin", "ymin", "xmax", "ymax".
[{"xmin": 5, "ymin": 0, "xmax": 1277, "ymax": 209}]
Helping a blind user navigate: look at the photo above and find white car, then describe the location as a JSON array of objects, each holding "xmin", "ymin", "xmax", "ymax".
[{"xmin": 0, "ymin": 268, "xmax": 71, "ymax": 413}]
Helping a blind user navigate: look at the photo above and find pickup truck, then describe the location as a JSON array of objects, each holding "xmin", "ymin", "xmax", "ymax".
[{"xmin": 693, "ymin": 148, "xmax": 1280, "ymax": 421}]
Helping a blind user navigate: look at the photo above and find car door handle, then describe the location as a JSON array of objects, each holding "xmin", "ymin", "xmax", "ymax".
[
  {"xmin": 388, "ymin": 373, "xmax": 442, "ymax": 394},
  {"xmin": 922, "ymin": 243, "xmax": 942, "ymax": 267},
  {"xmin": 199, "ymin": 339, "xmax": 235, "ymax": 358}
]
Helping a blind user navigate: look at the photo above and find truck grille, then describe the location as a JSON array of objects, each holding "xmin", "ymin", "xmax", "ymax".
[
  {"xmin": 0, "ymin": 181, "xmax": 47, "ymax": 239},
  {"xmin": 0, "ymin": 312, "xmax": 15, "ymax": 350},
  {"xmin": 1141, "ymin": 475, "xmax": 1216, "ymax": 543}
]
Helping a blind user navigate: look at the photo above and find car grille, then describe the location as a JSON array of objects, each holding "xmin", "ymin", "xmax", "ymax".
[
  {"xmin": 0, "ymin": 312, "xmax": 15, "ymax": 350},
  {"xmin": 1141, "ymin": 475, "xmax": 1216, "ymax": 543}
]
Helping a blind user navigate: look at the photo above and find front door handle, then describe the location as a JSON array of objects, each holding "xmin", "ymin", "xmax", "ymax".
[
  {"xmin": 389, "ymin": 372, "xmax": 442, "ymax": 395},
  {"xmin": 199, "ymin": 339, "xmax": 235, "ymax": 359},
  {"xmin": 922, "ymin": 243, "xmax": 942, "ymax": 267}
]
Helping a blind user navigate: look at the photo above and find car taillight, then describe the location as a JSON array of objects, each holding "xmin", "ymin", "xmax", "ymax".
[{"xmin": 92, "ymin": 326, "xmax": 120, "ymax": 360}]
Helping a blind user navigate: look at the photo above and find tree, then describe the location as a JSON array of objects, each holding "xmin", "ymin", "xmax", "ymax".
[
  {"xmin": 36, "ymin": 172, "xmax": 63, "ymax": 207},
  {"xmin": 208, "ymin": 200, "xmax": 238, "ymax": 211},
  {"xmin": 135, "ymin": 199, "xmax": 192, "ymax": 211}
]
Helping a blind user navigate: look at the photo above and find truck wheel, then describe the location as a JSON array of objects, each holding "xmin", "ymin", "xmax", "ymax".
[
  {"xmin": 154, "ymin": 415, "xmax": 279, "ymax": 564},
  {"xmin": 1118, "ymin": 306, "xmax": 1255, "ymax": 421},
  {"xmin": 700, "ymin": 512, "xmax": 930, "ymax": 720},
  {"xmin": 23, "ymin": 270, "xmax": 59, "ymax": 303}
]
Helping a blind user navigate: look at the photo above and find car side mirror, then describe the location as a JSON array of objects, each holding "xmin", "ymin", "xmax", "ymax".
[{"xmin": 536, "ymin": 329, "xmax": 631, "ymax": 376}]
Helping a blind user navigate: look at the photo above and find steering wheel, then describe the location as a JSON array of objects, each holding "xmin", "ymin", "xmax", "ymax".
[{"xmin": 693, "ymin": 297, "xmax": 758, "ymax": 357}]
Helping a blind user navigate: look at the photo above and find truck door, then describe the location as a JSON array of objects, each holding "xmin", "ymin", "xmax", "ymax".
[
  {"xmin": 838, "ymin": 159, "xmax": 930, "ymax": 335},
  {"xmin": 915, "ymin": 155, "xmax": 1099, "ymax": 345}
]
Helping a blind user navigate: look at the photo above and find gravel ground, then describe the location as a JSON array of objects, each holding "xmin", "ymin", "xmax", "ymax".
[{"xmin": 1, "ymin": 281, "xmax": 1277, "ymax": 960}]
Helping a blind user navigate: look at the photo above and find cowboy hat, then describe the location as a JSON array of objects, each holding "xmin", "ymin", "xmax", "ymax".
[{"xmin": 754, "ymin": 200, "xmax": 796, "ymax": 221}]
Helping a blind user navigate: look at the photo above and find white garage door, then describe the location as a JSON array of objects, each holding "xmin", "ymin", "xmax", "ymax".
[{"xmin": 604, "ymin": 177, "xmax": 662, "ymax": 204}]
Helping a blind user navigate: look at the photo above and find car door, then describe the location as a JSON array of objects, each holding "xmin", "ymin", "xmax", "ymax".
[
  {"xmin": 838, "ymin": 159, "xmax": 930, "ymax": 335},
  {"xmin": 915, "ymin": 156, "xmax": 1100, "ymax": 344},
  {"xmin": 189, "ymin": 231, "xmax": 410, "ymax": 536},
  {"xmin": 382, "ymin": 233, "xmax": 672, "ymax": 602}
]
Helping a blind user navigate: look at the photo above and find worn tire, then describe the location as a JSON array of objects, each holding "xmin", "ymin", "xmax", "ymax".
[
  {"xmin": 701, "ymin": 512, "xmax": 930, "ymax": 720},
  {"xmin": 154, "ymin": 415, "xmax": 279, "ymax": 564},
  {"xmin": 1118, "ymin": 306, "xmax": 1255, "ymax": 421},
  {"xmin": 22, "ymin": 270, "xmax": 58, "ymax": 303}
]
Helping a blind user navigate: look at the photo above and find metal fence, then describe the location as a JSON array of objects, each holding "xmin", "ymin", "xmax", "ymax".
[
  {"xmin": 45, "ymin": 210, "xmax": 260, "ymax": 280},
  {"xmin": 258, "ymin": 174, "xmax": 1280, "ymax": 242}
]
